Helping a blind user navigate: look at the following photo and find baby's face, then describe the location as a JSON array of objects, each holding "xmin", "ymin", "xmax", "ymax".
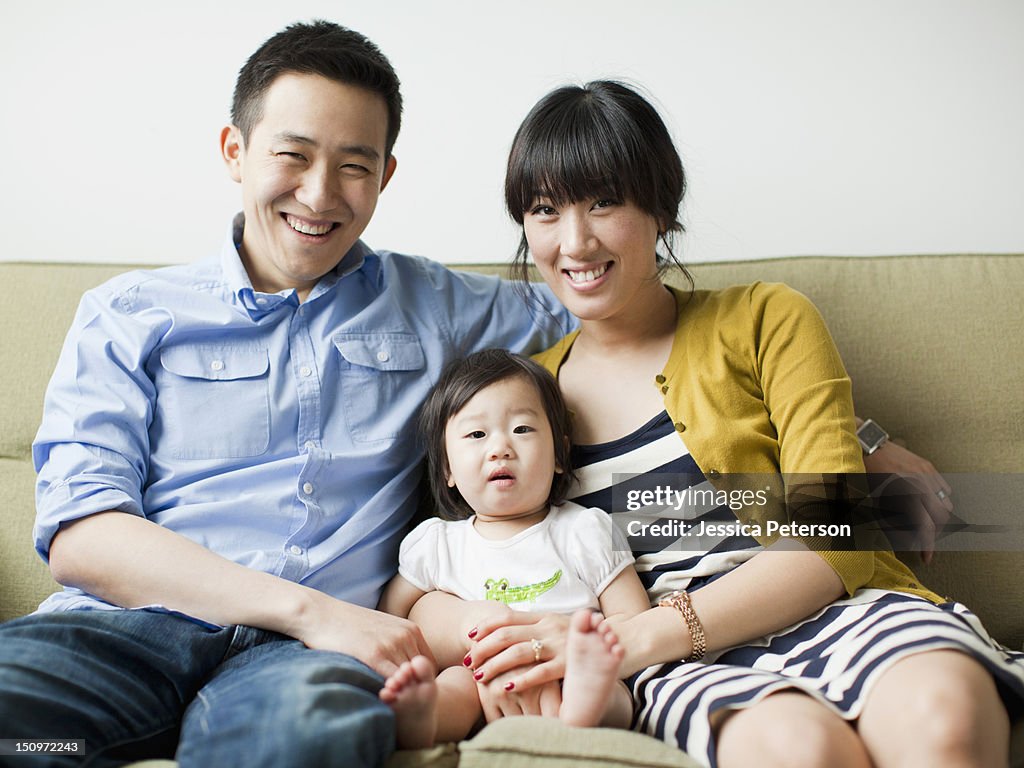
[{"xmin": 444, "ymin": 376, "xmax": 560, "ymax": 523}]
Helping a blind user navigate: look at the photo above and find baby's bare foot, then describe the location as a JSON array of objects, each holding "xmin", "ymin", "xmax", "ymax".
[
  {"xmin": 379, "ymin": 655, "xmax": 439, "ymax": 748},
  {"xmin": 560, "ymin": 609, "xmax": 625, "ymax": 727}
]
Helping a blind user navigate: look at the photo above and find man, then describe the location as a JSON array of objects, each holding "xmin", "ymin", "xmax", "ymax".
[{"xmin": 0, "ymin": 21, "xmax": 568, "ymax": 767}]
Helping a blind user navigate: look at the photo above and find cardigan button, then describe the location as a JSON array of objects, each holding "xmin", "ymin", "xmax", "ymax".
[
  {"xmin": 655, "ymin": 374, "xmax": 666, "ymax": 384},
  {"xmin": 708, "ymin": 469, "xmax": 720, "ymax": 477},
  {"xmin": 661, "ymin": 385, "xmax": 669, "ymax": 394},
  {"xmin": 674, "ymin": 422, "xmax": 686, "ymax": 433}
]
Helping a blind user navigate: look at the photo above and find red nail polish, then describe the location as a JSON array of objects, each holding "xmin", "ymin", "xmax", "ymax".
[
  {"xmin": 468, "ymin": 627, "xmax": 478, "ymax": 639},
  {"xmin": 463, "ymin": 655, "xmax": 472, "ymax": 667},
  {"xmin": 473, "ymin": 671, "xmax": 484, "ymax": 680},
  {"xmin": 504, "ymin": 682, "xmax": 515, "ymax": 691}
]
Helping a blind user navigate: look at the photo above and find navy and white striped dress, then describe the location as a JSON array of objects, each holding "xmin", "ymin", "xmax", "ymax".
[{"xmin": 570, "ymin": 411, "xmax": 1024, "ymax": 768}]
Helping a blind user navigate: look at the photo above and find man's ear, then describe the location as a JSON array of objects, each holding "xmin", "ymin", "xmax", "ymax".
[
  {"xmin": 220, "ymin": 125, "xmax": 244, "ymax": 183},
  {"xmin": 380, "ymin": 154, "xmax": 398, "ymax": 192}
]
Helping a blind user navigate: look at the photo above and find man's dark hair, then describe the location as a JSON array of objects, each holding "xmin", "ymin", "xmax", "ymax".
[
  {"xmin": 231, "ymin": 20, "xmax": 403, "ymax": 156},
  {"xmin": 419, "ymin": 349, "xmax": 575, "ymax": 521}
]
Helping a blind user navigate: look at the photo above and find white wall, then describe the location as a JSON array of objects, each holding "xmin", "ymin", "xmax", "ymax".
[{"xmin": 2, "ymin": 0, "xmax": 1022, "ymax": 265}]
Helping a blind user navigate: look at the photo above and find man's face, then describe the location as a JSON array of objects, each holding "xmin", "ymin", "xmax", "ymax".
[{"xmin": 221, "ymin": 73, "xmax": 397, "ymax": 299}]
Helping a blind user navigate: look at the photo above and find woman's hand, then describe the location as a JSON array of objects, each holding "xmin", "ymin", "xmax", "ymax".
[
  {"xmin": 468, "ymin": 611, "xmax": 571, "ymax": 687},
  {"xmin": 408, "ymin": 593, "xmax": 513, "ymax": 668},
  {"xmin": 476, "ymin": 666, "xmax": 562, "ymax": 721},
  {"xmin": 864, "ymin": 440, "xmax": 953, "ymax": 564}
]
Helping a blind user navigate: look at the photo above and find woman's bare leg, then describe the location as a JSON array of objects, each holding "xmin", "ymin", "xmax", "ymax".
[
  {"xmin": 715, "ymin": 692, "xmax": 871, "ymax": 768},
  {"xmin": 857, "ymin": 649, "xmax": 1009, "ymax": 768}
]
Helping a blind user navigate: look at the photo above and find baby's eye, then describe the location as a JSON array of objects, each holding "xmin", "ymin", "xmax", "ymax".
[
  {"xmin": 513, "ymin": 425, "xmax": 534, "ymax": 434},
  {"xmin": 466, "ymin": 430, "xmax": 486, "ymax": 439}
]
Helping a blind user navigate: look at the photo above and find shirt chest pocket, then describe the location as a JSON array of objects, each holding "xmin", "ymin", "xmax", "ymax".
[
  {"xmin": 156, "ymin": 344, "xmax": 270, "ymax": 459},
  {"xmin": 333, "ymin": 333, "xmax": 426, "ymax": 444}
]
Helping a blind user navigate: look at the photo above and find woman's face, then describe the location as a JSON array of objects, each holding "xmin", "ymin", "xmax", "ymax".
[{"xmin": 523, "ymin": 196, "xmax": 662, "ymax": 323}]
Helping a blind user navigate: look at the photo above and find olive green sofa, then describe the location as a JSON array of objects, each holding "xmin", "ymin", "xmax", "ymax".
[{"xmin": 2, "ymin": 255, "xmax": 1022, "ymax": 766}]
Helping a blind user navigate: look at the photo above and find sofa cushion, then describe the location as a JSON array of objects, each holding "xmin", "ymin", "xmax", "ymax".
[{"xmin": 458, "ymin": 717, "xmax": 699, "ymax": 768}]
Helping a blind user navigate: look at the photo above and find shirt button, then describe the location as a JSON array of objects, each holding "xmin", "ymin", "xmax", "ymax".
[
  {"xmin": 256, "ymin": 297, "xmax": 268, "ymax": 306},
  {"xmin": 289, "ymin": 545, "xmax": 303, "ymax": 556},
  {"xmin": 210, "ymin": 360, "xmax": 224, "ymax": 372},
  {"xmin": 304, "ymin": 441, "xmax": 316, "ymax": 452},
  {"xmin": 300, "ymin": 366, "xmax": 312, "ymax": 378},
  {"xmin": 376, "ymin": 350, "xmax": 390, "ymax": 363},
  {"xmin": 302, "ymin": 482, "xmax": 314, "ymax": 495}
]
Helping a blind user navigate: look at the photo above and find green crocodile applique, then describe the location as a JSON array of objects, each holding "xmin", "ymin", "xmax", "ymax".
[{"xmin": 484, "ymin": 570, "xmax": 562, "ymax": 605}]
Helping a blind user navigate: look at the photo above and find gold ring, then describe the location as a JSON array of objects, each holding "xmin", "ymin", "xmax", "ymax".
[{"xmin": 531, "ymin": 638, "xmax": 543, "ymax": 662}]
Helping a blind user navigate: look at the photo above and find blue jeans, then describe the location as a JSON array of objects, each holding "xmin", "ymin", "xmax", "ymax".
[{"xmin": 0, "ymin": 609, "xmax": 394, "ymax": 767}]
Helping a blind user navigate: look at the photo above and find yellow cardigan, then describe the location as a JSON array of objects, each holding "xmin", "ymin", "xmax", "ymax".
[{"xmin": 533, "ymin": 282, "xmax": 942, "ymax": 603}]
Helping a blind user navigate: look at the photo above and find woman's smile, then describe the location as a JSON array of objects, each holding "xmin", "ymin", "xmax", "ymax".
[{"xmin": 563, "ymin": 261, "xmax": 612, "ymax": 289}]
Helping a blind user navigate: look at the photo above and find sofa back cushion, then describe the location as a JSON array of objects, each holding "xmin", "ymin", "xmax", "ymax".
[{"xmin": 3, "ymin": 257, "xmax": 1022, "ymax": 648}]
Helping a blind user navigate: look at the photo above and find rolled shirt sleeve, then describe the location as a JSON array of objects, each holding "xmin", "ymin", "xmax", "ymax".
[{"xmin": 32, "ymin": 283, "xmax": 165, "ymax": 560}]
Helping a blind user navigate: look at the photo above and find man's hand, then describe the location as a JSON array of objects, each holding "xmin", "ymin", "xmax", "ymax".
[{"xmin": 290, "ymin": 591, "xmax": 435, "ymax": 678}]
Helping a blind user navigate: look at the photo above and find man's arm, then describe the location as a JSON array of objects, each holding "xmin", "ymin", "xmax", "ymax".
[
  {"xmin": 49, "ymin": 510, "xmax": 433, "ymax": 677},
  {"xmin": 415, "ymin": 258, "xmax": 576, "ymax": 357}
]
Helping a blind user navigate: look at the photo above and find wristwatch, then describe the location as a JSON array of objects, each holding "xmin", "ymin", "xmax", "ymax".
[{"xmin": 857, "ymin": 418, "xmax": 889, "ymax": 455}]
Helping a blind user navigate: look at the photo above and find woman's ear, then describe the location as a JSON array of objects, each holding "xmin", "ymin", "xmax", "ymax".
[{"xmin": 446, "ymin": 474, "xmax": 456, "ymax": 488}]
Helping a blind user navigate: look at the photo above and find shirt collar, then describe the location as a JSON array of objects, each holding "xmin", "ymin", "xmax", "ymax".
[{"xmin": 221, "ymin": 212, "xmax": 375, "ymax": 317}]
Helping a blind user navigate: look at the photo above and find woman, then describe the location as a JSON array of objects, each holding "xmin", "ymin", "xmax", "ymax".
[{"xmin": 413, "ymin": 81, "xmax": 1023, "ymax": 767}]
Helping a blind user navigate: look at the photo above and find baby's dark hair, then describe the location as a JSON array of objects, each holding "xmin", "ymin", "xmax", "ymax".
[{"xmin": 419, "ymin": 349, "xmax": 574, "ymax": 520}]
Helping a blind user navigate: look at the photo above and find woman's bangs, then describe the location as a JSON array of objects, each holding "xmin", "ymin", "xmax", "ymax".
[{"xmin": 513, "ymin": 116, "xmax": 626, "ymax": 214}]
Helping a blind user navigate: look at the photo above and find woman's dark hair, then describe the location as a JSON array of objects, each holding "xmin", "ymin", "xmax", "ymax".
[
  {"xmin": 419, "ymin": 349, "xmax": 574, "ymax": 521},
  {"xmin": 232, "ymin": 20, "xmax": 403, "ymax": 157},
  {"xmin": 504, "ymin": 80, "xmax": 692, "ymax": 291}
]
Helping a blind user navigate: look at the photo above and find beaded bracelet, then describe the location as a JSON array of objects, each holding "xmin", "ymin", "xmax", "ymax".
[{"xmin": 657, "ymin": 590, "xmax": 707, "ymax": 661}]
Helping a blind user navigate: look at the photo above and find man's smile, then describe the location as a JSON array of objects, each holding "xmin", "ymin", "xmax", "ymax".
[{"xmin": 283, "ymin": 213, "xmax": 339, "ymax": 238}]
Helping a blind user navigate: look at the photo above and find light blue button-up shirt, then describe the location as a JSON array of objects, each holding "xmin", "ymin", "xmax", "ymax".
[{"xmin": 32, "ymin": 215, "xmax": 574, "ymax": 618}]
